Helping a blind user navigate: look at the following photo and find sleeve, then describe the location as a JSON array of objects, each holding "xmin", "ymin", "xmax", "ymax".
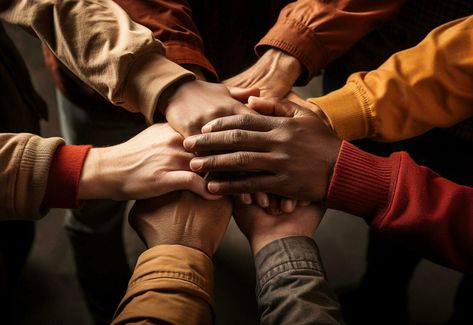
[
  {"xmin": 114, "ymin": 0, "xmax": 217, "ymax": 80},
  {"xmin": 0, "ymin": 133, "xmax": 63, "ymax": 220},
  {"xmin": 309, "ymin": 16, "xmax": 473, "ymax": 141},
  {"xmin": 112, "ymin": 245, "xmax": 214, "ymax": 325},
  {"xmin": 256, "ymin": 0, "xmax": 405, "ymax": 83},
  {"xmin": 254, "ymin": 236, "xmax": 344, "ymax": 325},
  {"xmin": 0, "ymin": 0, "xmax": 194, "ymax": 124},
  {"xmin": 41, "ymin": 144, "xmax": 92, "ymax": 209},
  {"xmin": 327, "ymin": 141, "xmax": 473, "ymax": 273}
]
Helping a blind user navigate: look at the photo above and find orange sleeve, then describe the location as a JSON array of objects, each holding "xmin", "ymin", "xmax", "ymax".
[
  {"xmin": 256, "ymin": 0, "xmax": 405, "ymax": 83},
  {"xmin": 309, "ymin": 16, "xmax": 473, "ymax": 141}
]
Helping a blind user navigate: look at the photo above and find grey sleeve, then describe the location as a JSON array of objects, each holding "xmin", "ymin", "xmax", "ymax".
[{"xmin": 254, "ymin": 236, "xmax": 344, "ymax": 325}]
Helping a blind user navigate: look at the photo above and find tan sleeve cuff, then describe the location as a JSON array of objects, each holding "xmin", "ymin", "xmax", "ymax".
[
  {"xmin": 308, "ymin": 82, "xmax": 374, "ymax": 140},
  {"xmin": 113, "ymin": 245, "xmax": 214, "ymax": 325},
  {"xmin": 256, "ymin": 18, "xmax": 327, "ymax": 85},
  {"xmin": 120, "ymin": 51, "xmax": 195, "ymax": 125}
]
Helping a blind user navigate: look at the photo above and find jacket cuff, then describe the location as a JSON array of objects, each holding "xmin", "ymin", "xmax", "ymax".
[
  {"xmin": 256, "ymin": 18, "xmax": 327, "ymax": 85},
  {"xmin": 42, "ymin": 145, "xmax": 92, "ymax": 209},
  {"xmin": 121, "ymin": 51, "xmax": 195, "ymax": 125},
  {"xmin": 327, "ymin": 141, "xmax": 400, "ymax": 223},
  {"xmin": 308, "ymin": 81, "xmax": 374, "ymax": 140},
  {"xmin": 165, "ymin": 41, "xmax": 218, "ymax": 82},
  {"xmin": 255, "ymin": 236, "xmax": 323, "ymax": 292}
]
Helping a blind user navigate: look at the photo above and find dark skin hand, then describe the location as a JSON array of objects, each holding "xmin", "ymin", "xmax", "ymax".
[{"xmin": 183, "ymin": 97, "xmax": 342, "ymax": 202}]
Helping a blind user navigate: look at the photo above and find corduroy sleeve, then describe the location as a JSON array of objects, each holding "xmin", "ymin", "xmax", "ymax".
[
  {"xmin": 309, "ymin": 16, "xmax": 473, "ymax": 141},
  {"xmin": 256, "ymin": 0, "xmax": 405, "ymax": 84},
  {"xmin": 112, "ymin": 245, "xmax": 214, "ymax": 325},
  {"xmin": 327, "ymin": 141, "xmax": 473, "ymax": 273}
]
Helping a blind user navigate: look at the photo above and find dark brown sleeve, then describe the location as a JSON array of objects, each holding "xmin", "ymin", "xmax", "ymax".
[{"xmin": 115, "ymin": 0, "xmax": 217, "ymax": 80}]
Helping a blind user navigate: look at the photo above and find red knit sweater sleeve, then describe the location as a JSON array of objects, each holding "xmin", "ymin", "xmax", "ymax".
[
  {"xmin": 42, "ymin": 144, "xmax": 92, "ymax": 209},
  {"xmin": 327, "ymin": 141, "xmax": 473, "ymax": 273}
]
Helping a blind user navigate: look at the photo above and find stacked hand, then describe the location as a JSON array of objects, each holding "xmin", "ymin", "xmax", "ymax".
[{"xmin": 183, "ymin": 97, "xmax": 342, "ymax": 202}]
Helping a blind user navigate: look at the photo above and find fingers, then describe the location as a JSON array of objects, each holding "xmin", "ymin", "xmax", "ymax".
[
  {"xmin": 189, "ymin": 152, "xmax": 272, "ymax": 173},
  {"xmin": 163, "ymin": 171, "xmax": 221, "ymax": 200},
  {"xmin": 228, "ymin": 86, "xmax": 260, "ymax": 103},
  {"xmin": 184, "ymin": 129, "xmax": 271, "ymax": 152},
  {"xmin": 254, "ymin": 192, "xmax": 270, "ymax": 208},
  {"xmin": 207, "ymin": 175, "xmax": 278, "ymax": 195},
  {"xmin": 247, "ymin": 97, "xmax": 299, "ymax": 117},
  {"xmin": 280, "ymin": 198, "xmax": 297, "ymax": 214},
  {"xmin": 200, "ymin": 114, "xmax": 280, "ymax": 134}
]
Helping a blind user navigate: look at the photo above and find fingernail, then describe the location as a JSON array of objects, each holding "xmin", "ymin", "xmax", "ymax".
[
  {"xmin": 183, "ymin": 137, "xmax": 195, "ymax": 150},
  {"xmin": 190, "ymin": 159, "xmax": 203, "ymax": 171},
  {"xmin": 208, "ymin": 182, "xmax": 219, "ymax": 193},
  {"xmin": 248, "ymin": 96, "xmax": 256, "ymax": 104},
  {"xmin": 261, "ymin": 197, "xmax": 269, "ymax": 208},
  {"xmin": 201, "ymin": 124, "xmax": 212, "ymax": 133}
]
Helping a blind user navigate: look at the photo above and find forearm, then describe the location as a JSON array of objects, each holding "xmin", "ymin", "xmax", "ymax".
[
  {"xmin": 255, "ymin": 236, "xmax": 343, "ymax": 325},
  {"xmin": 0, "ymin": 0, "xmax": 192, "ymax": 124},
  {"xmin": 112, "ymin": 245, "xmax": 214, "ymax": 325},
  {"xmin": 257, "ymin": 0, "xmax": 405, "ymax": 83},
  {"xmin": 310, "ymin": 16, "xmax": 473, "ymax": 141},
  {"xmin": 327, "ymin": 141, "xmax": 473, "ymax": 273}
]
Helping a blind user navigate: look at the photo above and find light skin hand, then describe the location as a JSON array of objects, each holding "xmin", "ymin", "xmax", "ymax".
[
  {"xmin": 78, "ymin": 123, "xmax": 220, "ymax": 201},
  {"xmin": 129, "ymin": 192, "xmax": 232, "ymax": 257},
  {"xmin": 183, "ymin": 98, "xmax": 342, "ymax": 202},
  {"xmin": 224, "ymin": 48, "xmax": 302, "ymax": 98},
  {"xmin": 157, "ymin": 78, "xmax": 260, "ymax": 137},
  {"xmin": 233, "ymin": 200, "xmax": 325, "ymax": 255}
]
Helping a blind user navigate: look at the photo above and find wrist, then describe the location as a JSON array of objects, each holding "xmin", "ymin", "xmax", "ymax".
[
  {"xmin": 155, "ymin": 75, "xmax": 195, "ymax": 120},
  {"xmin": 78, "ymin": 147, "xmax": 115, "ymax": 200},
  {"xmin": 263, "ymin": 48, "xmax": 302, "ymax": 82}
]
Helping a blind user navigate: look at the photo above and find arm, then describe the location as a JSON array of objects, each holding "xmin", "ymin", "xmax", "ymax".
[
  {"xmin": 114, "ymin": 0, "xmax": 217, "ymax": 80},
  {"xmin": 309, "ymin": 15, "xmax": 473, "ymax": 141},
  {"xmin": 0, "ymin": 0, "xmax": 192, "ymax": 124},
  {"xmin": 233, "ymin": 203, "xmax": 343, "ymax": 324},
  {"xmin": 113, "ymin": 192, "xmax": 232, "ymax": 324},
  {"xmin": 224, "ymin": 0, "xmax": 405, "ymax": 97},
  {"xmin": 327, "ymin": 141, "xmax": 473, "ymax": 273}
]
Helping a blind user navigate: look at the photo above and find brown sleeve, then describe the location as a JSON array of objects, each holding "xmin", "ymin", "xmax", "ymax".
[
  {"xmin": 112, "ymin": 245, "xmax": 214, "ymax": 325},
  {"xmin": 0, "ymin": 133, "xmax": 64, "ymax": 220},
  {"xmin": 115, "ymin": 0, "xmax": 217, "ymax": 80},
  {"xmin": 256, "ymin": 0, "xmax": 406, "ymax": 83}
]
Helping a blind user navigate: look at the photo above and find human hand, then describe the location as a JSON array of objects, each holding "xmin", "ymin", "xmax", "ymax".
[
  {"xmin": 129, "ymin": 192, "xmax": 232, "ymax": 257},
  {"xmin": 233, "ymin": 200, "xmax": 325, "ymax": 254},
  {"xmin": 78, "ymin": 123, "xmax": 220, "ymax": 201},
  {"xmin": 183, "ymin": 98, "xmax": 342, "ymax": 202},
  {"xmin": 158, "ymin": 79, "xmax": 259, "ymax": 137},
  {"xmin": 224, "ymin": 48, "xmax": 302, "ymax": 98}
]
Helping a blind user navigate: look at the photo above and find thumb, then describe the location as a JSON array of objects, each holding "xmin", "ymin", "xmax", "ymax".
[
  {"xmin": 228, "ymin": 87, "xmax": 260, "ymax": 103},
  {"xmin": 163, "ymin": 171, "xmax": 222, "ymax": 200},
  {"xmin": 247, "ymin": 97, "xmax": 298, "ymax": 117}
]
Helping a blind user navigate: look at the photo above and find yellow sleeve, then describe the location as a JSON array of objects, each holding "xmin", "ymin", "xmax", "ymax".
[
  {"xmin": 112, "ymin": 245, "xmax": 214, "ymax": 325},
  {"xmin": 309, "ymin": 15, "xmax": 473, "ymax": 142}
]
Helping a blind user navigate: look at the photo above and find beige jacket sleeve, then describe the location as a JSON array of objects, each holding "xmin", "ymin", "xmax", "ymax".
[
  {"xmin": 0, "ymin": 133, "xmax": 63, "ymax": 220},
  {"xmin": 112, "ymin": 245, "xmax": 214, "ymax": 325},
  {"xmin": 309, "ymin": 16, "xmax": 473, "ymax": 141},
  {"xmin": 0, "ymin": 0, "xmax": 193, "ymax": 124}
]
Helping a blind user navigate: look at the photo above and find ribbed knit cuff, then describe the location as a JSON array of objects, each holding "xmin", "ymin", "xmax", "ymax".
[
  {"xmin": 42, "ymin": 144, "xmax": 92, "ymax": 209},
  {"xmin": 309, "ymin": 81, "xmax": 374, "ymax": 141},
  {"xmin": 327, "ymin": 141, "xmax": 399, "ymax": 223}
]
